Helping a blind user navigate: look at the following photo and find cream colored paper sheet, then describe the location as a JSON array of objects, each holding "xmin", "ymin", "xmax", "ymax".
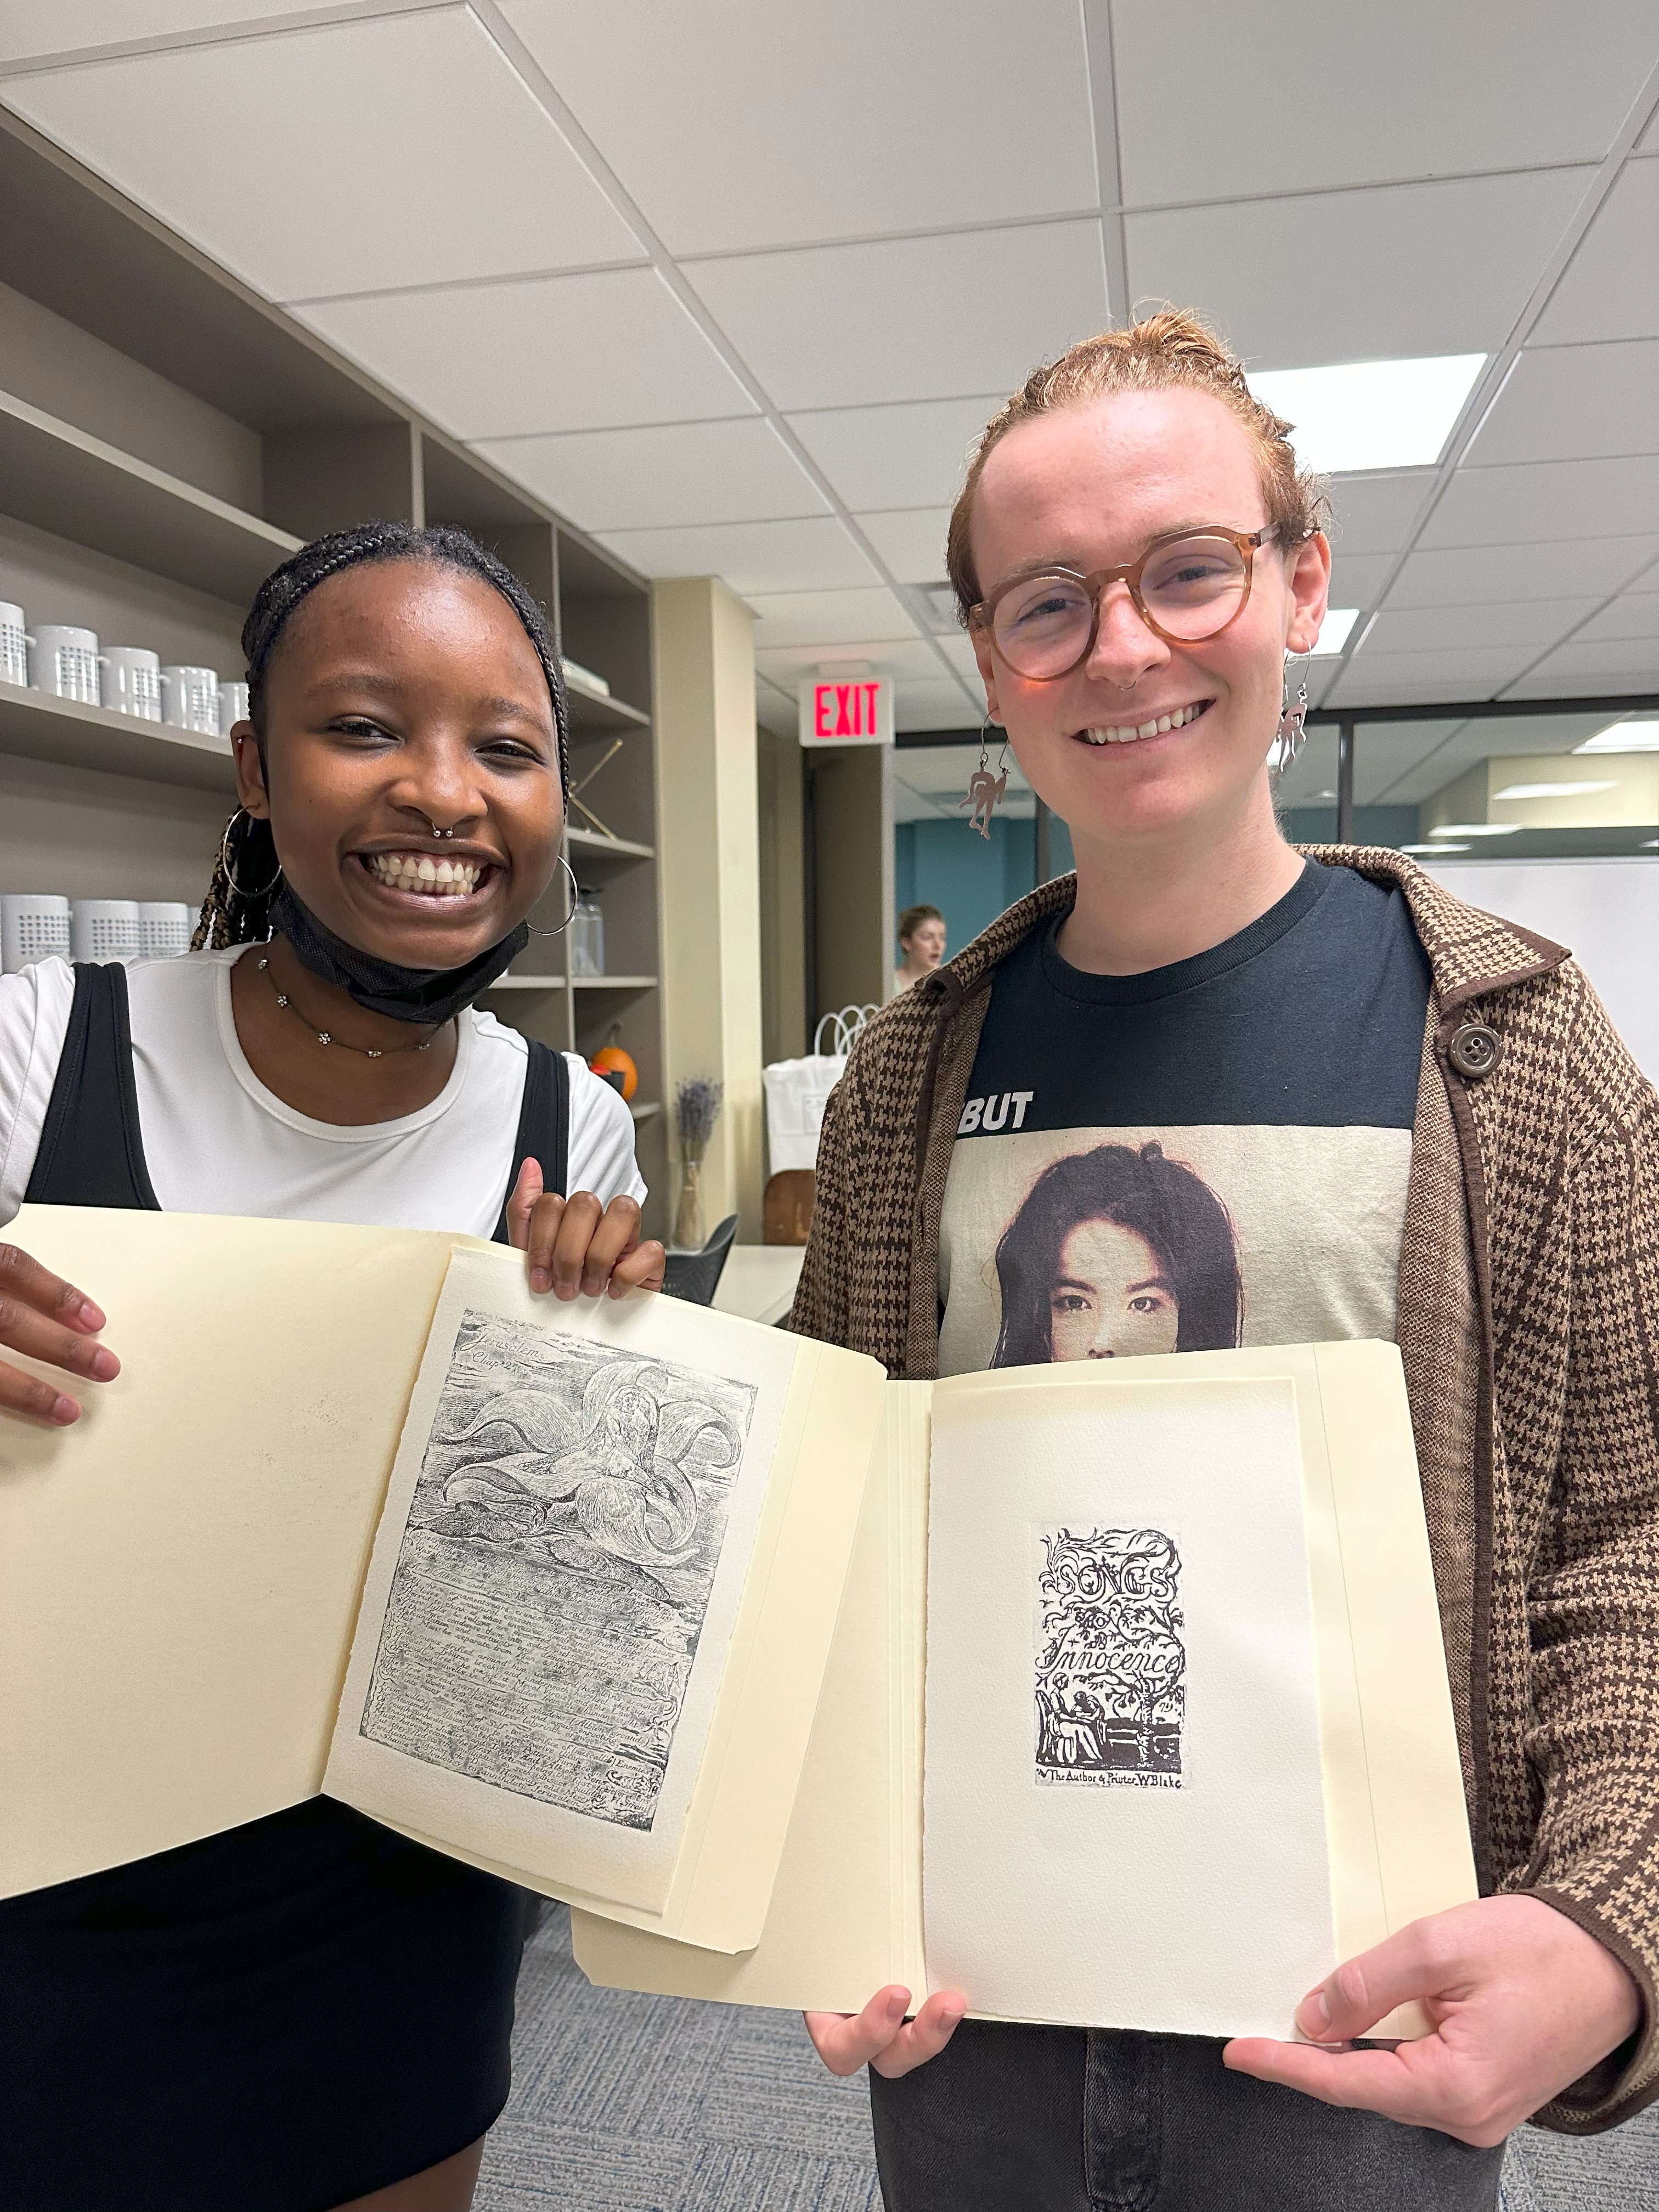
[
  {"xmin": 328, "ymin": 1248, "xmax": 887, "ymax": 1946},
  {"xmin": 925, "ymin": 1372, "xmax": 1331, "ymax": 2039},
  {"xmin": 576, "ymin": 1383, "xmax": 930, "ymax": 2008},
  {"xmin": 0, "ymin": 1204, "xmax": 452, "ymax": 1898},
  {"xmin": 3, "ymin": 1210, "xmax": 887, "ymax": 1940},
  {"xmin": 575, "ymin": 1343, "xmax": 1475, "ymax": 2036}
]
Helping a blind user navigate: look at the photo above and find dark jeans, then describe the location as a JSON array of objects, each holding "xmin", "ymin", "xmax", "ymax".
[{"xmin": 870, "ymin": 2022, "xmax": 1505, "ymax": 2212}]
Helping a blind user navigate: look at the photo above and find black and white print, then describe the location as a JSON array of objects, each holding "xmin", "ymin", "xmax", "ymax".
[
  {"xmin": 361, "ymin": 1311, "xmax": 756, "ymax": 1831},
  {"xmin": 1035, "ymin": 1526, "xmax": 1186, "ymax": 1788}
]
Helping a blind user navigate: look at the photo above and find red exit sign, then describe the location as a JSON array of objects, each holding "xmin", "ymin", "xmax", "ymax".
[{"xmin": 797, "ymin": 674, "xmax": 894, "ymax": 748}]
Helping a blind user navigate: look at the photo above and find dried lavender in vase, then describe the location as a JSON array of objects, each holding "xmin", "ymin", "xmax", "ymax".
[{"xmin": 672, "ymin": 1077, "xmax": 723, "ymax": 1250}]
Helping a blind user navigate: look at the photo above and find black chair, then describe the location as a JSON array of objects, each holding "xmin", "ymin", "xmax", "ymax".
[{"xmin": 662, "ymin": 1213, "xmax": 740, "ymax": 1306}]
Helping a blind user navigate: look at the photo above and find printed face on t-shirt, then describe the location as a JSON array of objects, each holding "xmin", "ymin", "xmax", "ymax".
[
  {"xmin": 936, "ymin": 863, "xmax": 1432, "ymax": 1381},
  {"xmin": 1048, "ymin": 1218, "xmax": 1180, "ymax": 1361}
]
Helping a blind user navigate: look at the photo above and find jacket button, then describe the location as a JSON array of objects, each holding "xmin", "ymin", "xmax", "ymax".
[{"xmin": 1448, "ymin": 1020, "xmax": 1502, "ymax": 1079}]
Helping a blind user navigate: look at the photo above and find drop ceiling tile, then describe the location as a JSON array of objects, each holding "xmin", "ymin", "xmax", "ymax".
[
  {"xmin": 1467, "ymin": 340, "xmax": 1659, "ymax": 467},
  {"xmin": 1110, "ymin": 0, "xmax": 1657, "ymax": 201},
  {"xmin": 935, "ymin": 633, "xmax": 984, "ymax": 682},
  {"xmin": 687, "ymin": 223, "xmax": 1109, "ymax": 412},
  {"xmin": 1421, "ymin": 454, "xmax": 1659, "ymax": 548},
  {"xmin": 1576, "ymin": 592, "xmax": 1659, "ymax": 644},
  {"xmin": 854, "ymin": 507, "xmax": 953, "ymax": 583},
  {"xmin": 1324, "ymin": 472, "xmax": 1436, "ymax": 557},
  {"xmin": 744, "ymin": 586, "xmax": 918, "ymax": 649},
  {"xmin": 498, "ymin": 0, "xmax": 1097, "ymax": 256},
  {"xmin": 758, "ymin": 637, "xmax": 944, "ymax": 684},
  {"xmin": 1307, "ymin": 662, "xmax": 1346, "ymax": 711},
  {"xmin": 1346, "ymin": 722, "xmax": 1464, "ymax": 806},
  {"xmin": 1533, "ymin": 161, "xmax": 1659, "ymax": 344},
  {"xmin": 1389, "ymin": 537, "xmax": 1659, "ymax": 607},
  {"xmin": 1, "ymin": 13, "xmax": 644, "ymax": 300},
  {"xmin": 1363, "ymin": 600, "xmax": 1601, "ymax": 654},
  {"xmin": 896, "ymin": 678, "xmax": 983, "ymax": 731},
  {"xmin": 300, "ymin": 267, "xmax": 753, "ymax": 440},
  {"xmin": 1516, "ymin": 637, "xmax": 1659, "ymax": 689},
  {"xmin": 596, "ymin": 518, "xmax": 876, "ymax": 594},
  {"xmin": 1128, "ymin": 169, "xmax": 1590, "ymax": 364},
  {"xmin": 896, "ymin": 743, "xmax": 1030, "ymax": 801},
  {"xmin": 474, "ymin": 417, "xmax": 825, "ymax": 532},
  {"xmin": 0, "ymin": 0, "xmax": 302, "ymax": 64},
  {"xmin": 1327, "ymin": 552, "xmax": 1396, "ymax": 607},
  {"xmin": 1329, "ymin": 644, "xmax": 1541, "ymax": 703},
  {"xmin": 787, "ymin": 396, "xmax": 1005, "ymax": 514}
]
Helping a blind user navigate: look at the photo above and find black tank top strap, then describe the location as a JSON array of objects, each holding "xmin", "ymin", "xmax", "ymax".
[
  {"xmin": 491, "ymin": 1038, "xmax": 571, "ymax": 1242},
  {"xmin": 24, "ymin": 962, "xmax": 160, "ymax": 1210}
]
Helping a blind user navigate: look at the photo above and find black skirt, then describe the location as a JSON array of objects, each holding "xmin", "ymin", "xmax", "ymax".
[{"xmin": 0, "ymin": 1798, "xmax": 524, "ymax": 2212}]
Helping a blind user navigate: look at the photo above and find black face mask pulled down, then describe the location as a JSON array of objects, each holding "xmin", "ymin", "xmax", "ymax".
[{"xmin": 269, "ymin": 884, "xmax": 528, "ymax": 1026}]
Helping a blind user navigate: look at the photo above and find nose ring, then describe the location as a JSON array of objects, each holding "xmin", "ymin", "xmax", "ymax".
[{"xmin": 425, "ymin": 815, "xmax": 458, "ymax": 839}]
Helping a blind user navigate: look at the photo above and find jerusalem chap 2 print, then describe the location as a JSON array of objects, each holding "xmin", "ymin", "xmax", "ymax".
[{"xmin": 361, "ymin": 1311, "xmax": 757, "ymax": 1831}]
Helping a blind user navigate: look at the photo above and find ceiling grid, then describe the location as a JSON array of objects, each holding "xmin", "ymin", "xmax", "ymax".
[{"xmin": 0, "ymin": 0, "xmax": 1655, "ymax": 761}]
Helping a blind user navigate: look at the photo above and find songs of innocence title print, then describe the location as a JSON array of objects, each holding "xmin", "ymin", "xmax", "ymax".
[
  {"xmin": 361, "ymin": 1311, "xmax": 756, "ymax": 1832},
  {"xmin": 1035, "ymin": 1526, "xmax": 1186, "ymax": 1789}
]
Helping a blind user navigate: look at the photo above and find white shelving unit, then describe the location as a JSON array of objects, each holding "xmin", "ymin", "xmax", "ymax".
[{"xmin": 0, "ymin": 109, "xmax": 669, "ymax": 1234}]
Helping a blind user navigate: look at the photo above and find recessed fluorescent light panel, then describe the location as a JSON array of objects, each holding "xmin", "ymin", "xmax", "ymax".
[
  {"xmin": 1493, "ymin": 781, "xmax": 1618, "ymax": 800},
  {"xmin": 1309, "ymin": 607, "xmax": 1359, "ymax": 656},
  {"xmin": 1402, "ymin": 842, "xmax": 1470, "ymax": 854},
  {"xmin": 1247, "ymin": 355, "xmax": 1487, "ymax": 473},
  {"xmin": 1430, "ymin": 822, "xmax": 1521, "ymax": 837},
  {"xmin": 1576, "ymin": 718, "xmax": 1659, "ymax": 753}
]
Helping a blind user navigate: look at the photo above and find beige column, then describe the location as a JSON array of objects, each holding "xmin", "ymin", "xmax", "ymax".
[
  {"xmin": 652, "ymin": 578, "xmax": 765, "ymax": 1243},
  {"xmin": 808, "ymin": 741, "xmax": 895, "ymax": 1023}
]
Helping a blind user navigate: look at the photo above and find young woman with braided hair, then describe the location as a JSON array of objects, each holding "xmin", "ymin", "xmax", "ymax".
[{"xmin": 0, "ymin": 523, "xmax": 663, "ymax": 2211}]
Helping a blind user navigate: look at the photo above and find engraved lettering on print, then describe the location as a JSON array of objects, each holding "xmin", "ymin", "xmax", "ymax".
[
  {"xmin": 361, "ymin": 1311, "xmax": 756, "ymax": 1831},
  {"xmin": 1035, "ymin": 1527, "xmax": 1185, "ymax": 1788}
]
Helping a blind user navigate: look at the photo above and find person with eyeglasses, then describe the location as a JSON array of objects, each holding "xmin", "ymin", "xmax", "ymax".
[{"xmin": 789, "ymin": 309, "xmax": 1654, "ymax": 2210}]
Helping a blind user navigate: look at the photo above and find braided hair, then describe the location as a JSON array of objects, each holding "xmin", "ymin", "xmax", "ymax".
[{"xmin": 195, "ymin": 521, "xmax": 570, "ymax": 950}]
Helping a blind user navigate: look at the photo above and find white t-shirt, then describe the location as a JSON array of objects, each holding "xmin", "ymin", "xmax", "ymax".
[{"xmin": 0, "ymin": 950, "xmax": 646, "ymax": 1235}]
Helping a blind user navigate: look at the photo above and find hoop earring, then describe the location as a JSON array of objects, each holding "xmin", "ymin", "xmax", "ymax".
[
  {"xmin": 1269, "ymin": 664, "xmax": 1309, "ymax": 781},
  {"xmin": 219, "ymin": 808, "xmax": 284, "ymax": 901},
  {"xmin": 523, "ymin": 853, "xmax": 582, "ymax": 936},
  {"xmin": 959, "ymin": 713, "xmax": 1011, "ymax": 840}
]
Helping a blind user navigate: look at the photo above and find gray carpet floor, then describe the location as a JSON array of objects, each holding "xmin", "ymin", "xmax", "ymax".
[{"xmin": 476, "ymin": 1908, "xmax": 1657, "ymax": 2212}]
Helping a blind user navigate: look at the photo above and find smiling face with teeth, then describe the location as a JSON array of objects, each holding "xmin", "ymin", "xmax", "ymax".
[
  {"xmin": 967, "ymin": 387, "xmax": 1329, "ymax": 862},
  {"xmin": 232, "ymin": 560, "xmax": 563, "ymax": 974}
]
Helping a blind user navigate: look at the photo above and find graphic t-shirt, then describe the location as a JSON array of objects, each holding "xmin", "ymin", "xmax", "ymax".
[{"xmin": 938, "ymin": 861, "xmax": 1431, "ymax": 1378}]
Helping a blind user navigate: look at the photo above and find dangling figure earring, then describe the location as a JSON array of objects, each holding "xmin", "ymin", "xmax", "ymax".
[
  {"xmin": 960, "ymin": 714, "xmax": 1011, "ymax": 839},
  {"xmin": 1269, "ymin": 663, "xmax": 1309, "ymax": 782}
]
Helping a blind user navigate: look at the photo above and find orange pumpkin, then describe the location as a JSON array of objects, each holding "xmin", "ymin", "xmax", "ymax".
[{"xmin": 590, "ymin": 1040, "xmax": 639, "ymax": 1102}]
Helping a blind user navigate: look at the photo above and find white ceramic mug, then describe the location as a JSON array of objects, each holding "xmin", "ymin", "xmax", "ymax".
[
  {"xmin": 0, "ymin": 602, "xmax": 27, "ymax": 689},
  {"xmin": 218, "ymin": 680, "xmax": 249, "ymax": 735},
  {"xmin": 138, "ymin": 900, "xmax": 193, "ymax": 958},
  {"xmin": 0, "ymin": 893, "xmax": 71, "ymax": 974},
  {"xmin": 70, "ymin": 899, "xmax": 142, "ymax": 964},
  {"xmin": 31, "ymin": 625, "xmax": 100, "ymax": 704},
  {"xmin": 101, "ymin": 646, "xmax": 162, "ymax": 721},
  {"xmin": 160, "ymin": 664, "xmax": 219, "ymax": 734}
]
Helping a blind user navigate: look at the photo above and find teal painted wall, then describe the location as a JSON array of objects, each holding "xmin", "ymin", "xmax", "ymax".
[{"xmin": 894, "ymin": 815, "xmax": 1040, "ymax": 963}]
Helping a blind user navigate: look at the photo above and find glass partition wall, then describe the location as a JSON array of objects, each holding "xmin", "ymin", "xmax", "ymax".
[{"xmin": 894, "ymin": 694, "xmax": 1659, "ymax": 965}]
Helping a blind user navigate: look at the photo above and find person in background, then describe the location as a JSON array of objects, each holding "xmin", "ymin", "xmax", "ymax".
[
  {"xmin": 0, "ymin": 523, "xmax": 663, "ymax": 2212},
  {"xmin": 792, "ymin": 309, "xmax": 1654, "ymax": 2210},
  {"xmin": 893, "ymin": 903, "xmax": 947, "ymax": 997}
]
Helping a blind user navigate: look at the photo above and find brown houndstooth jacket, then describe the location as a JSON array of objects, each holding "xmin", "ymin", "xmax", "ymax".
[{"xmin": 788, "ymin": 847, "xmax": 1659, "ymax": 2134}]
